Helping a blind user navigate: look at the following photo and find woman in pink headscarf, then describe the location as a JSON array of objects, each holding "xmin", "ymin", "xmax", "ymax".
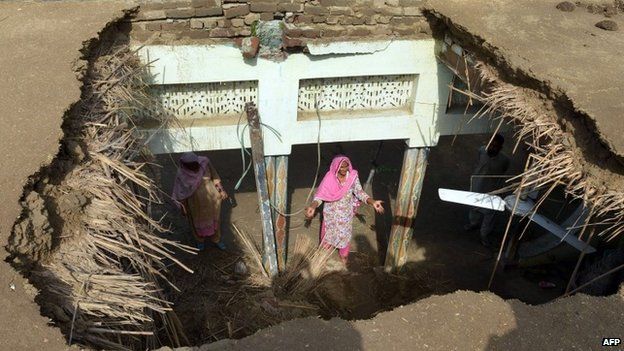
[
  {"xmin": 305, "ymin": 155, "xmax": 384, "ymax": 264},
  {"xmin": 172, "ymin": 152, "xmax": 228, "ymax": 251}
]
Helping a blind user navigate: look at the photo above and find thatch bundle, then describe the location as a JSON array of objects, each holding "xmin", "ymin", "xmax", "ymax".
[
  {"xmin": 20, "ymin": 43, "xmax": 193, "ymax": 349},
  {"xmin": 450, "ymin": 59, "xmax": 624, "ymax": 289}
]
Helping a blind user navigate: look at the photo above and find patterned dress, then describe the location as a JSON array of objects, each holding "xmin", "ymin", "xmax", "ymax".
[{"xmin": 315, "ymin": 176, "xmax": 370, "ymax": 249}]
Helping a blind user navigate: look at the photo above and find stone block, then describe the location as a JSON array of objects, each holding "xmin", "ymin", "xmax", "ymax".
[
  {"xmin": 312, "ymin": 15, "xmax": 326, "ymax": 23},
  {"xmin": 223, "ymin": 4, "xmax": 250, "ymax": 18},
  {"xmin": 282, "ymin": 35, "xmax": 305, "ymax": 48},
  {"xmin": 250, "ymin": 2, "xmax": 278, "ymax": 12},
  {"xmin": 139, "ymin": 1, "xmax": 165, "ymax": 11},
  {"xmin": 364, "ymin": 16, "xmax": 376, "ymax": 25},
  {"xmin": 321, "ymin": 26, "xmax": 344, "ymax": 37},
  {"xmin": 385, "ymin": 0, "xmax": 399, "ymax": 6},
  {"xmin": 166, "ymin": 8, "xmax": 196, "ymax": 18},
  {"xmin": 304, "ymin": 4, "xmax": 329, "ymax": 15},
  {"xmin": 236, "ymin": 28, "xmax": 253, "ymax": 36},
  {"xmin": 379, "ymin": 6, "xmax": 403, "ymax": 15}
]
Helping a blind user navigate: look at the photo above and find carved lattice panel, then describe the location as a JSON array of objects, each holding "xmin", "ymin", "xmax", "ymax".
[
  {"xmin": 297, "ymin": 75, "xmax": 417, "ymax": 114},
  {"xmin": 149, "ymin": 81, "xmax": 258, "ymax": 119}
]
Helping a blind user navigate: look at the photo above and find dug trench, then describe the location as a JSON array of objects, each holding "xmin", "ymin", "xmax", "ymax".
[{"xmin": 5, "ymin": 12, "xmax": 624, "ymax": 351}]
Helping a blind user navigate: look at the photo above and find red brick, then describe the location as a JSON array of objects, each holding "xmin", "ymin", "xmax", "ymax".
[
  {"xmin": 390, "ymin": 17, "xmax": 419, "ymax": 26},
  {"xmin": 140, "ymin": 2, "xmax": 165, "ymax": 11},
  {"xmin": 349, "ymin": 26, "xmax": 371, "ymax": 36},
  {"xmin": 231, "ymin": 18, "xmax": 245, "ymax": 27},
  {"xmin": 145, "ymin": 21, "xmax": 164, "ymax": 31},
  {"xmin": 399, "ymin": 0, "xmax": 422, "ymax": 6},
  {"xmin": 191, "ymin": 0, "xmax": 219, "ymax": 8},
  {"xmin": 301, "ymin": 28, "xmax": 321, "ymax": 38},
  {"xmin": 166, "ymin": 8, "xmax": 195, "ymax": 18},
  {"xmin": 283, "ymin": 26, "xmax": 303, "ymax": 37},
  {"xmin": 328, "ymin": 6, "xmax": 353, "ymax": 15},
  {"xmin": 321, "ymin": 27, "xmax": 344, "ymax": 37},
  {"xmin": 351, "ymin": 16, "xmax": 366, "ymax": 25},
  {"xmin": 162, "ymin": 1, "xmax": 193, "ymax": 10},
  {"xmin": 326, "ymin": 16, "xmax": 339, "ymax": 24},
  {"xmin": 282, "ymin": 35, "xmax": 305, "ymax": 47},
  {"xmin": 278, "ymin": 3, "xmax": 304, "ymax": 12},
  {"xmin": 304, "ymin": 4, "xmax": 329, "ymax": 15},
  {"xmin": 136, "ymin": 10, "xmax": 167, "ymax": 20},
  {"xmin": 260, "ymin": 12, "xmax": 275, "ymax": 20},
  {"xmin": 209, "ymin": 27, "xmax": 236, "ymax": 37},
  {"xmin": 181, "ymin": 30, "xmax": 213, "ymax": 39},
  {"xmin": 250, "ymin": 2, "xmax": 278, "ymax": 12},
  {"xmin": 244, "ymin": 13, "xmax": 261, "ymax": 25},
  {"xmin": 195, "ymin": 6, "xmax": 223, "ymax": 16},
  {"xmin": 217, "ymin": 18, "xmax": 232, "ymax": 27},
  {"xmin": 161, "ymin": 20, "xmax": 190, "ymax": 30},
  {"xmin": 319, "ymin": 0, "xmax": 349, "ymax": 6},
  {"xmin": 223, "ymin": 4, "xmax": 250, "ymax": 18},
  {"xmin": 294, "ymin": 14, "xmax": 313, "ymax": 23},
  {"xmin": 338, "ymin": 16, "xmax": 353, "ymax": 25}
]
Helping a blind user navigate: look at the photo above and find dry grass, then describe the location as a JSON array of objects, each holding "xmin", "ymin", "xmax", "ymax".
[
  {"xmin": 231, "ymin": 224, "xmax": 334, "ymax": 297},
  {"xmin": 27, "ymin": 43, "xmax": 193, "ymax": 350},
  {"xmin": 449, "ymin": 58, "xmax": 624, "ymax": 289}
]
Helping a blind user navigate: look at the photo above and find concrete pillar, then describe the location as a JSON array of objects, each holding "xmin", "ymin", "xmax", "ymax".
[
  {"xmin": 384, "ymin": 147, "xmax": 429, "ymax": 271},
  {"xmin": 265, "ymin": 155, "xmax": 289, "ymax": 271}
]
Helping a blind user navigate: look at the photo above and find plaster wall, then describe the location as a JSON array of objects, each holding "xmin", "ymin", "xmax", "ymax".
[{"xmin": 138, "ymin": 39, "xmax": 495, "ymax": 156}]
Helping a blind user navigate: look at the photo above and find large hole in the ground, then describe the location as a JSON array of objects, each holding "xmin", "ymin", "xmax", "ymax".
[{"xmin": 6, "ymin": 14, "xmax": 624, "ymax": 351}]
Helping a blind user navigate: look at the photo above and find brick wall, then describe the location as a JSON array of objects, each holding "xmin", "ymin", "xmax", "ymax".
[{"xmin": 129, "ymin": 0, "xmax": 429, "ymax": 44}]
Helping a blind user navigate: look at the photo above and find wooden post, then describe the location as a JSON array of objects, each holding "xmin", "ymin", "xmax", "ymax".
[
  {"xmin": 384, "ymin": 147, "xmax": 429, "ymax": 271},
  {"xmin": 246, "ymin": 102, "xmax": 278, "ymax": 277},
  {"xmin": 265, "ymin": 155, "xmax": 289, "ymax": 271}
]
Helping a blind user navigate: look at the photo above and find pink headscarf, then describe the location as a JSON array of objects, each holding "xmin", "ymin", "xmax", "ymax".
[
  {"xmin": 172, "ymin": 152, "xmax": 210, "ymax": 202},
  {"xmin": 314, "ymin": 155, "xmax": 359, "ymax": 202}
]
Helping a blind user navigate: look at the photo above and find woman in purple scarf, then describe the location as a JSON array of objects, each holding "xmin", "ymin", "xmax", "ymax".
[
  {"xmin": 305, "ymin": 155, "xmax": 384, "ymax": 265},
  {"xmin": 172, "ymin": 152, "xmax": 228, "ymax": 251}
]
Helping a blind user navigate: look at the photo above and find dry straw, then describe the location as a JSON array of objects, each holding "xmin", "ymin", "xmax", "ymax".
[
  {"xmin": 451, "ymin": 59, "xmax": 624, "ymax": 289},
  {"xmin": 29, "ymin": 43, "xmax": 193, "ymax": 350}
]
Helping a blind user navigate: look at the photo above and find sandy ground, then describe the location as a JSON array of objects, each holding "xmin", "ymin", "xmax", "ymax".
[
  {"xmin": 425, "ymin": 0, "xmax": 624, "ymax": 157},
  {"xmin": 0, "ymin": 1, "xmax": 132, "ymax": 349},
  {"xmin": 162, "ymin": 289, "xmax": 624, "ymax": 351}
]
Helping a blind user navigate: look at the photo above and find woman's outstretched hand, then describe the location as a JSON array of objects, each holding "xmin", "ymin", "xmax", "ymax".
[
  {"xmin": 372, "ymin": 200, "xmax": 385, "ymax": 214},
  {"xmin": 305, "ymin": 206, "xmax": 316, "ymax": 219}
]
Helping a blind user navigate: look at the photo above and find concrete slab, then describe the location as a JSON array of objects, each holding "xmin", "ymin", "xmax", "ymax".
[{"xmin": 425, "ymin": 0, "xmax": 624, "ymax": 157}]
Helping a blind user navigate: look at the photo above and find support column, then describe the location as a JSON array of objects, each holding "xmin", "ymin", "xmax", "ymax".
[
  {"xmin": 265, "ymin": 155, "xmax": 289, "ymax": 271},
  {"xmin": 384, "ymin": 147, "xmax": 429, "ymax": 271},
  {"xmin": 246, "ymin": 103, "xmax": 278, "ymax": 277}
]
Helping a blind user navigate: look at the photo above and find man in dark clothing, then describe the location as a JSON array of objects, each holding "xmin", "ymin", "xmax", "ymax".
[{"xmin": 465, "ymin": 134, "xmax": 510, "ymax": 247}]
